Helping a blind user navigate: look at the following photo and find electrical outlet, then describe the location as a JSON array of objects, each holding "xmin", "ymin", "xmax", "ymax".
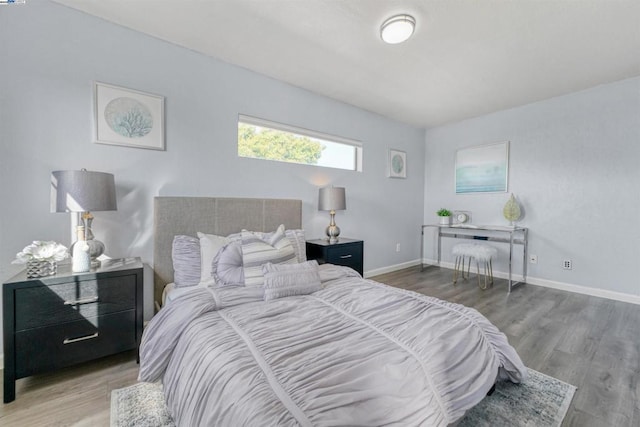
[
  {"xmin": 563, "ymin": 259, "xmax": 572, "ymax": 270},
  {"xmin": 396, "ymin": 243, "xmax": 401, "ymax": 252},
  {"xmin": 529, "ymin": 254, "xmax": 538, "ymax": 264}
]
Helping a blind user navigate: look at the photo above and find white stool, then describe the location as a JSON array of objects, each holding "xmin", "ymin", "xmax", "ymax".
[{"xmin": 452, "ymin": 243, "xmax": 497, "ymax": 290}]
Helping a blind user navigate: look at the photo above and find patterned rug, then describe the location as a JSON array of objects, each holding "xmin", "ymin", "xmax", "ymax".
[
  {"xmin": 111, "ymin": 368, "xmax": 575, "ymax": 427},
  {"xmin": 457, "ymin": 369, "xmax": 576, "ymax": 427}
]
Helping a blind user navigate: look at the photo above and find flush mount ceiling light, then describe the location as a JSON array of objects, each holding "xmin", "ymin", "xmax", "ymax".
[{"xmin": 380, "ymin": 14, "xmax": 416, "ymax": 44}]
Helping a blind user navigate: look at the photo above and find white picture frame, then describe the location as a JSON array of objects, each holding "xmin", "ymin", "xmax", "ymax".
[
  {"xmin": 388, "ymin": 149, "xmax": 407, "ymax": 179},
  {"xmin": 93, "ymin": 82, "xmax": 165, "ymax": 150},
  {"xmin": 455, "ymin": 141, "xmax": 509, "ymax": 193}
]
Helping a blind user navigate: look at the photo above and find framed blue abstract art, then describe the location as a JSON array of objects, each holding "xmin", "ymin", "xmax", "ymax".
[{"xmin": 455, "ymin": 142, "xmax": 509, "ymax": 193}]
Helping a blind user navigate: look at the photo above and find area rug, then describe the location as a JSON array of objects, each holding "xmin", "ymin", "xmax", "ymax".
[
  {"xmin": 111, "ymin": 368, "xmax": 575, "ymax": 427},
  {"xmin": 456, "ymin": 368, "xmax": 576, "ymax": 427},
  {"xmin": 110, "ymin": 382, "xmax": 173, "ymax": 427}
]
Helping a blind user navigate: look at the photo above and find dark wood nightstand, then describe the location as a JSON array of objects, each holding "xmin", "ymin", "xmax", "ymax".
[
  {"xmin": 2, "ymin": 257, "xmax": 143, "ymax": 403},
  {"xmin": 306, "ymin": 238, "xmax": 364, "ymax": 276}
]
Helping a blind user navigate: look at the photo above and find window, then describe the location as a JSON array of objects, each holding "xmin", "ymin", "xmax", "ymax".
[{"xmin": 238, "ymin": 115, "xmax": 362, "ymax": 171}]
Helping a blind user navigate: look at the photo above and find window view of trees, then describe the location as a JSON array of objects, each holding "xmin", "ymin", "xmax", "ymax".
[
  {"xmin": 237, "ymin": 116, "xmax": 362, "ymax": 171},
  {"xmin": 238, "ymin": 123, "xmax": 325, "ymax": 165}
]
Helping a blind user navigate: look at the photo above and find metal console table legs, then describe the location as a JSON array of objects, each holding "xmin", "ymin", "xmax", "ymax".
[{"xmin": 421, "ymin": 224, "xmax": 528, "ymax": 293}]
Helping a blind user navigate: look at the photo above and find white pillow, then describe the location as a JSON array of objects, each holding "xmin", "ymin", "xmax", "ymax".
[{"xmin": 197, "ymin": 232, "xmax": 229, "ymax": 281}]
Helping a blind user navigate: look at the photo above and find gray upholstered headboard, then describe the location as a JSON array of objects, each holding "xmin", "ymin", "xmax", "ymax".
[{"xmin": 153, "ymin": 197, "xmax": 302, "ymax": 306}]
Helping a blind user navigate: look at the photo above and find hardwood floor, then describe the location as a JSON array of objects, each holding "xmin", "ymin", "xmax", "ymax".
[
  {"xmin": 1, "ymin": 266, "xmax": 638, "ymax": 426},
  {"xmin": 374, "ymin": 266, "xmax": 640, "ymax": 427},
  {"xmin": 0, "ymin": 350, "xmax": 139, "ymax": 426}
]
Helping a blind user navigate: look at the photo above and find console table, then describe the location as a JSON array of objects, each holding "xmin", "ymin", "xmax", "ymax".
[{"xmin": 421, "ymin": 224, "xmax": 528, "ymax": 292}]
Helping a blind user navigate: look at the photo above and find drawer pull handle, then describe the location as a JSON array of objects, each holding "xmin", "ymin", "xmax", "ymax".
[
  {"xmin": 64, "ymin": 296, "xmax": 99, "ymax": 306},
  {"xmin": 63, "ymin": 332, "xmax": 99, "ymax": 345},
  {"xmin": 340, "ymin": 254, "xmax": 353, "ymax": 259}
]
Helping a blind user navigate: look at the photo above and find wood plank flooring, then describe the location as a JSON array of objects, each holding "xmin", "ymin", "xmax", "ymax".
[
  {"xmin": 0, "ymin": 350, "xmax": 139, "ymax": 426},
  {"xmin": 0, "ymin": 265, "xmax": 638, "ymax": 426},
  {"xmin": 374, "ymin": 266, "xmax": 640, "ymax": 427}
]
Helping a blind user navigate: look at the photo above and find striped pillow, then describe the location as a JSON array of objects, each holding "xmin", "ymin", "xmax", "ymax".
[
  {"xmin": 241, "ymin": 224, "xmax": 297, "ymax": 287},
  {"xmin": 263, "ymin": 260, "xmax": 321, "ymax": 301},
  {"xmin": 285, "ymin": 229, "xmax": 306, "ymax": 263}
]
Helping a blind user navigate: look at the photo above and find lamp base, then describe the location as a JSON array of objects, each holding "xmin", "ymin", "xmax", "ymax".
[
  {"xmin": 325, "ymin": 225, "xmax": 341, "ymax": 244},
  {"xmin": 86, "ymin": 239, "xmax": 105, "ymax": 268},
  {"xmin": 325, "ymin": 210, "xmax": 341, "ymax": 244}
]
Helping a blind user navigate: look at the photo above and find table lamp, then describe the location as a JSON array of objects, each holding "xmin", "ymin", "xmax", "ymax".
[
  {"xmin": 51, "ymin": 169, "xmax": 117, "ymax": 270},
  {"xmin": 318, "ymin": 186, "xmax": 346, "ymax": 244}
]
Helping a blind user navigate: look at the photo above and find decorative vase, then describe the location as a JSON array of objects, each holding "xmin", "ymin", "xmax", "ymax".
[
  {"xmin": 439, "ymin": 216, "xmax": 451, "ymax": 226},
  {"xmin": 26, "ymin": 260, "xmax": 57, "ymax": 278},
  {"xmin": 503, "ymin": 193, "xmax": 521, "ymax": 226},
  {"xmin": 72, "ymin": 226, "xmax": 91, "ymax": 273}
]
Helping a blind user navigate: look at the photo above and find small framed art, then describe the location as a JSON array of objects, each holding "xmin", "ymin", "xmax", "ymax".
[
  {"xmin": 388, "ymin": 149, "xmax": 407, "ymax": 179},
  {"xmin": 93, "ymin": 82, "xmax": 165, "ymax": 150}
]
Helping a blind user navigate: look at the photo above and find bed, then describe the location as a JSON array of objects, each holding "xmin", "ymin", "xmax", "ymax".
[{"xmin": 141, "ymin": 196, "xmax": 527, "ymax": 426}]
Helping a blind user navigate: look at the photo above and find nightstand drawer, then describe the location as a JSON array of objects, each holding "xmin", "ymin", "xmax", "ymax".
[
  {"xmin": 325, "ymin": 243, "xmax": 363, "ymax": 265},
  {"xmin": 306, "ymin": 238, "xmax": 364, "ymax": 275},
  {"xmin": 3, "ymin": 258, "xmax": 143, "ymax": 403},
  {"xmin": 14, "ymin": 275, "xmax": 136, "ymax": 331},
  {"xmin": 15, "ymin": 310, "xmax": 137, "ymax": 378}
]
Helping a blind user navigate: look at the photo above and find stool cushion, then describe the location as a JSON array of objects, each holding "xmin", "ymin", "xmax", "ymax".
[{"xmin": 452, "ymin": 243, "xmax": 497, "ymax": 262}]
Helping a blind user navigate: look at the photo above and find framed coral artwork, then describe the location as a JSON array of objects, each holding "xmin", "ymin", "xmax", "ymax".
[
  {"xmin": 93, "ymin": 82, "xmax": 165, "ymax": 150},
  {"xmin": 388, "ymin": 149, "xmax": 407, "ymax": 179}
]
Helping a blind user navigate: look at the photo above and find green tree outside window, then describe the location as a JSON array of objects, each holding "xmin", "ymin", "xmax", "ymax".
[{"xmin": 238, "ymin": 123, "xmax": 324, "ymax": 165}]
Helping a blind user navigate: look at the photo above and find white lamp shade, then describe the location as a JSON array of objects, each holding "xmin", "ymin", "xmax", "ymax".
[
  {"xmin": 318, "ymin": 187, "xmax": 346, "ymax": 211},
  {"xmin": 381, "ymin": 15, "xmax": 416, "ymax": 44},
  {"xmin": 51, "ymin": 170, "xmax": 117, "ymax": 213}
]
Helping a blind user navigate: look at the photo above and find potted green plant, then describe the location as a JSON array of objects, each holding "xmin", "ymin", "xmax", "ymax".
[{"xmin": 436, "ymin": 208, "xmax": 452, "ymax": 226}]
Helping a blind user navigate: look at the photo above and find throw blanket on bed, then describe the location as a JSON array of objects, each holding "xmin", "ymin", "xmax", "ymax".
[{"xmin": 139, "ymin": 265, "xmax": 527, "ymax": 426}]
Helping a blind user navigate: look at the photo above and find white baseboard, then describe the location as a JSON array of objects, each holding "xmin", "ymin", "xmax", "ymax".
[
  {"xmin": 364, "ymin": 259, "xmax": 422, "ymax": 278},
  {"xmin": 525, "ymin": 276, "xmax": 640, "ymax": 305},
  {"xmin": 0, "ymin": 354, "xmax": 3, "ymax": 371},
  {"xmin": 422, "ymin": 258, "xmax": 640, "ymax": 305}
]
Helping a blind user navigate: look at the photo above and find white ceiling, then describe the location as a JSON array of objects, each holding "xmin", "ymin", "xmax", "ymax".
[{"xmin": 54, "ymin": 0, "xmax": 640, "ymax": 128}]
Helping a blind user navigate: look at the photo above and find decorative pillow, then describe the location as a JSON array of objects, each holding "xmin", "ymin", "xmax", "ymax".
[
  {"xmin": 172, "ymin": 235, "xmax": 201, "ymax": 287},
  {"xmin": 212, "ymin": 241, "xmax": 244, "ymax": 286},
  {"xmin": 262, "ymin": 260, "xmax": 321, "ymax": 301},
  {"xmin": 231, "ymin": 228, "xmax": 305, "ymax": 262},
  {"xmin": 197, "ymin": 232, "xmax": 229, "ymax": 281},
  {"xmin": 285, "ymin": 229, "xmax": 306, "ymax": 263},
  {"xmin": 241, "ymin": 224, "xmax": 297, "ymax": 287}
]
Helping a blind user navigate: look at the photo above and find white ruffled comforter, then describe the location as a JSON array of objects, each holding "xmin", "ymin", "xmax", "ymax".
[{"xmin": 139, "ymin": 265, "xmax": 527, "ymax": 426}]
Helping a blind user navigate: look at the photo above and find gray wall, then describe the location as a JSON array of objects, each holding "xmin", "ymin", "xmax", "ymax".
[
  {"xmin": 424, "ymin": 77, "xmax": 640, "ymax": 298},
  {"xmin": 0, "ymin": 0, "xmax": 425, "ymax": 351}
]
